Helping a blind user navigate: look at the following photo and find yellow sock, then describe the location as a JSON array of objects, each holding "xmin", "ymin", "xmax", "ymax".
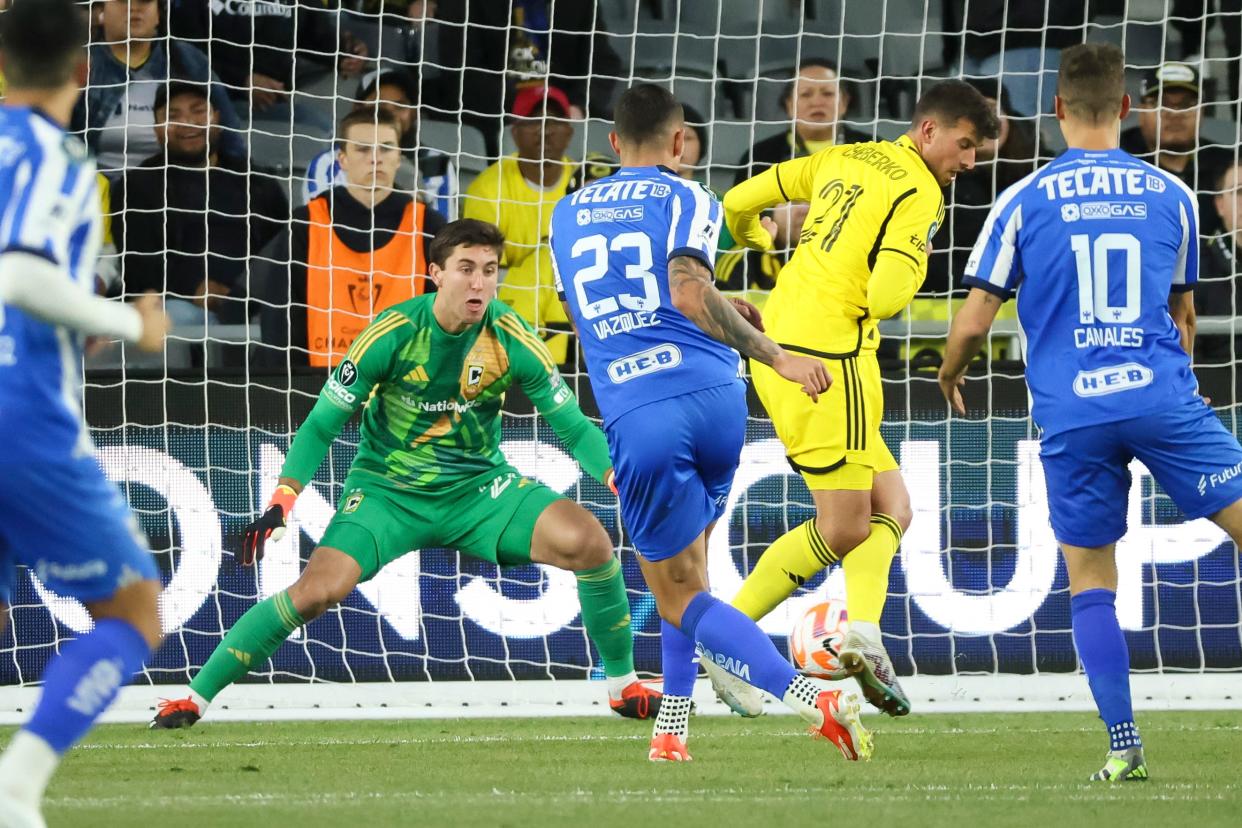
[
  {"xmin": 734, "ymin": 519, "xmax": 838, "ymax": 620},
  {"xmin": 842, "ymin": 513, "xmax": 903, "ymax": 625}
]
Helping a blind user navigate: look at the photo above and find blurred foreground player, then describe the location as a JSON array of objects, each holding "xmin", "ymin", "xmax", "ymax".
[
  {"xmin": 0, "ymin": 2, "xmax": 170, "ymax": 825},
  {"xmin": 152, "ymin": 220, "xmax": 659, "ymax": 728},
  {"xmin": 940, "ymin": 43, "xmax": 1242, "ymax": 782},
  {"xmin": 550, "ymin": 84, "xmax": 871, "ymax": 763}
]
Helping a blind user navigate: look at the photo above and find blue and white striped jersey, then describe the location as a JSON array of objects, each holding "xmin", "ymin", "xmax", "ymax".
[
  {"xmin": 549, "ymin": 165, "xmax": 741, "ymax": 425},
  {"xmin": 964, "ymin": 148, "xmax": 1200, "ymax": 437},
  {"xmin": 0, "ymin": 106, "xmax": 103, "ymax": 460}
]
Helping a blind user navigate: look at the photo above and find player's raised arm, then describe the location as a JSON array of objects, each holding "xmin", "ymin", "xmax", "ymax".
[
  {"xmin": 722, "ymin": 154, "xmax": 821, "ymax": 251},
  {"xmin": 242, "ymin": 310, "xmax": 410, "ymax": 564}
]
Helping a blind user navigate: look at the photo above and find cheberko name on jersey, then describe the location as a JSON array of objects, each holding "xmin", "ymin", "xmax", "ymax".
[{"xmin": 841, "ymin": 144, "xmax": 909, "ymax": 180}]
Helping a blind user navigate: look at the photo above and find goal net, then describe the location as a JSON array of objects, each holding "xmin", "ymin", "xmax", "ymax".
[{"xmin": 2, "ymin": 0, "xmax": 1240, "ymax": 715}]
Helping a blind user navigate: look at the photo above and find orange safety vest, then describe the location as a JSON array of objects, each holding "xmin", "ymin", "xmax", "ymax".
[{"xmin": 305, "ymin": 196, "xmax": 427, "ymax": 367}]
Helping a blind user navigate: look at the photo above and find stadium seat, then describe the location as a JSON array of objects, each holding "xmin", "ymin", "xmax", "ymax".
[
  {"xmin": 419, "ymin": 118, "xmax": 490, "ymax": 176},
  {"xmin": 248, "ymin": 123, "xmax": 331, "ymax": 177}
]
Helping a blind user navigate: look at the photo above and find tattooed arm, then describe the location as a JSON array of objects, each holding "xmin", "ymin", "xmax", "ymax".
[{"xmin": 668, "ymin": 255, "xmax": 831, "ymax": 399}]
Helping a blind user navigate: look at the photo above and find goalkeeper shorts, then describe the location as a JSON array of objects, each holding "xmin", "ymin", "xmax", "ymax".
[
  {"xmin": 605, "ymin": 381, "xmax": 746, "ymax": 561},
  {"xmin": 0, "ymin": 455, "xmax": 158, "ymax": 606},
  {"xmin": 751, "ymin": 349, "xmax": 897, "ymax": 491},
  {"xmin": 318, "ymin": 465, "xmax": 563, "ymax": 580},
  {"xmin": 1040, "ymin": 398, "xmax": 1242, "ymax": 548}
]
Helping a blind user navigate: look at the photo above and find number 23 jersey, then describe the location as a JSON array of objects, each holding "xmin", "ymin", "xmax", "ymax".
[
  {"xmin": 549, "ymin": 165, "xmax": 742, "ymax": 426},
  {"xmin": 964, "ymin": 148, "xmax": 1201, "ymax": 437}
]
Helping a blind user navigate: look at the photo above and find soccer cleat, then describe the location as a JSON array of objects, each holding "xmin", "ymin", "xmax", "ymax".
[
  {"xmin": 703, "ymin": 658, "xmax": 764, "ymax": 717},
  {"xmin": 1090, "ymin": 748, "xmax": 1148, "ymax": 782},
  {"xmin": 837, "ymin": 628, "xmax": 911, "ymax": 716},
  {"xmin": 0, "ymin": 791, "xmax": 46, "ymax": 828},
  {"xmin": 648, "ymin": 732, "xmax": 692, "ymax": 762},
  {"xmin": 809, "ymin": 689, "xmax": 872, "ymax": 761},
  {"xmin": 609, "ymin": 679, "xmax": 663, "ymax": 720},
  {"xmin": 150, "ymin": 697, "xmax": 203, "ymax": 729}
]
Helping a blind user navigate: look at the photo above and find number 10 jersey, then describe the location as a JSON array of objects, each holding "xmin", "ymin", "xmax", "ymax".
[
  {"xmin": 964, "ymin": 148, "xmax": 1201, "ymax": 438},
  {"xmin": 549, "ymin": 165, "xmax": 741, "ymax": 426}
]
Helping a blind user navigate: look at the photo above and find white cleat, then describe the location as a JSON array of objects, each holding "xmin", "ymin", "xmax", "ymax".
[
  {"xmin": 0, "ymin": 792, "xmax": 46, "ymax": 828},
  {"xmin": 703, "ymin": 658, "xmax": 764, "ymax": 717}
]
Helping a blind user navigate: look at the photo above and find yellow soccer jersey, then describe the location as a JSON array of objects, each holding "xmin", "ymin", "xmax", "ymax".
[{"xmin": 725, "ymin": 134, "xmax": 945, "ymax": 356}]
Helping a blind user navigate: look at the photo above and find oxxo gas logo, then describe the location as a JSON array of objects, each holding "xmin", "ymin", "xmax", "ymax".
[{"xmin": 27, "ymin": 439, "xmax": 1233, "ymax": 640}]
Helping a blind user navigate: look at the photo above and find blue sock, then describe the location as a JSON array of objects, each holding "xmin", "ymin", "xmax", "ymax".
[
  {"xmin": 680, "ymin": 591, "xmax": 796, "ymax": 699},
  {"xmin": 23, "ymin": 619, "xmax": 151, "ymax": 754},
  {"xmin": 1071, "ymin": 589, "xmax": 1141, "ymax": 752},
  {"xmin": 660, "ymin": 619, "xmax": 698, "ymax": 697}
]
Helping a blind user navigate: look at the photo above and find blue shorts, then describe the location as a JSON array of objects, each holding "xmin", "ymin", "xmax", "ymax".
[
  {"xmin": 1041, "ymin": 400, "xmax": 1242, "ymax": 547},
  {"xmin": 0, "ymin": 455, "xmax": 157, "ymax": 606},
  {"xmin": 606, "ymin": 382, "xmax": 746, "ymax": 560}
]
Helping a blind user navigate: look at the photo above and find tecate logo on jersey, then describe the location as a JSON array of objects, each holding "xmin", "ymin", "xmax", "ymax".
[
  {"xmin": 607, "ymin": 343, "xmax": 682, "ymax": 383},
  {"xmin": 1072, "ymin": 363, "xmax": 1154, "ymax": 397}
]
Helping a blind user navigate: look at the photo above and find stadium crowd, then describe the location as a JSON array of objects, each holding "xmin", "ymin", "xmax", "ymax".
[{"xmin": 2, "ymin": 0, "xmax": 1237, "ymax": 374}]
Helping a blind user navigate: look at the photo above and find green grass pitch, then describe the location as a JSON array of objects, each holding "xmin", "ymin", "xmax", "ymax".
[{"xmin": 4, "ymin": 711, "xmax": 1239, "ymax": 827}]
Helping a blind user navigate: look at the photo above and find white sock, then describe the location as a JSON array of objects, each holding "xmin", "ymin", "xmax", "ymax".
[
  {"xmin": 781, "ymin": 675, "xmax": 824, "ymax": 728},
  {"xmin": 652, "ymin": 694, "xmax": 693, "ymax": 738},
  {"xmin": 0, "ymin": 730, "xmax": 60, "ymax": 806},
  {"xmin": 606, "ymin": 671, "xmax": 638, "ymax": 700},
  {"xmin": 849, "ymin": 620, "xmax": 881, "ymax": 642},
  {"xmin": 188, "ymin": 689, "xmax": 211, "ymax": 715}
]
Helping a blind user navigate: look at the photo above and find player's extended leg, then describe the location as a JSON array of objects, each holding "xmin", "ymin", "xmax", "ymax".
[
  {"xmin": 1061, "ymin": 542, "xmax": 1147, "ymax": 782},
  {"xmin": 151, "ymin": 546, "xmax": 361, "ymax": 728},
  {"xmin": 637, "ymin": 540, "xmax": 872, "ymax": 762},
  {"xmin": 527, "ymin": 499, "xmax": 657, "ymax": 718},
  {"xmin": 0, "ymin": 579, "xmax": 162, "ymax": 826}
]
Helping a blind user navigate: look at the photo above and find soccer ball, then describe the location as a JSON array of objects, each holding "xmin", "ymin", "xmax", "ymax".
[{"xmin": 789, "ymin": 600, "xmax": 849, "ymax": 679}]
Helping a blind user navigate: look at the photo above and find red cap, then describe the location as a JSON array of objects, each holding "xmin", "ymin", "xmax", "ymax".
[{"xmin": 511, "ymin": 85, "xmax": 572, "ymax": 118}]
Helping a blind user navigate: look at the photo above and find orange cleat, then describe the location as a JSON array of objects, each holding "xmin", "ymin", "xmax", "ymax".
[
  {"xmin": 609, "ymin": 679, "xmax": 663, "ymax": 719},
  {"xmin": 809, "ymin": 690, "xmax": 873, "ymax": 761},
  {"xmin": 149, "ymin": 697, "xmax": 202, "ymax": 729},
  {"xmin": 648, "ymin": 732, "xmax": 692, "ymax": 762}
]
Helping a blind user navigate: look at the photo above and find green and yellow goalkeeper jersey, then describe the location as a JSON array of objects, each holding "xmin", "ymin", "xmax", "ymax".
[{"xmin": 280, "ymin": 295, "xmax": 612, "ymax": 492}]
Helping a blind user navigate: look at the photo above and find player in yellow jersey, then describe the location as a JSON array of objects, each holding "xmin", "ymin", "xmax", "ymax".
[{"xmin": 720, "ymin": 81, "xmax": 999, "ymax": 716}]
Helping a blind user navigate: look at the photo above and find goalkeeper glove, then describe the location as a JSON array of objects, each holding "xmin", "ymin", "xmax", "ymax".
[
  {"xmin": 605, "ymin": 468, "xmax": 618, "ymax": 496},
  {"xmin": 241, "ymin": 484, "xmax": 298, "ymax": 566}
]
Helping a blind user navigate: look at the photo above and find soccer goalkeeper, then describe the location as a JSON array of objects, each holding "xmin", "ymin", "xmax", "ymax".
[
  {"xmin": 720, "ymin": 81, "xmax": 998, "ymax": 716},
  {"xmin": 152, "ymin": 219, "xmax": 660, "ymax": 727}
]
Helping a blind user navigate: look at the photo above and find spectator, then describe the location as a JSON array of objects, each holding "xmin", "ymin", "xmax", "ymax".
[
  {"xmin": 734, "ymin": 60, "xmax": 868, "ymax": 257},
  {"xmin": 944, "ymin": 0, "xmax": 1086, "ymax": 116},
  {"xmin": 302, "ymin": 68, "xmax": 458, "ymax": 219},
  {"xmin": 257, "ymin": 107, "xmax": 446, "ymax": 368},
  {"xmin": 437, "ymin": 0, "xmax": 621, "ymax": 155},
  {"xmin": 1196, "ymin": 161, "xmax": 1242, "ymax": 370},
  {"xmin": 168, "ymin": 0, "xmax": 368, "ymax": 133},
  {"xmin": 734, "ymin": 59, "xmax": 867, "ymax": 184},
  {"xmin": 74, "ymin": 0, "xmax": 243, "ymax": 175},
  {"xmin": 113, "ymin": 82, "xmax": 287, "ymax": 336},
  {"xmin": 1120, "ymin": 62, "xmax": 1236, "ymax": 235},
  {"xmin": 462, "ymin": 85, "xmax": 575, "ymax": 362}
]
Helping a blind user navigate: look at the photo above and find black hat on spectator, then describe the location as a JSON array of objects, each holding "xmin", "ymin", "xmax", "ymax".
[
  {"xmin": 154, "ymin": 80, "xmax": 210, "ymax": 114},
  {"xmin": 355, "ymin": 68, "xmax": 420, "ymax": 107},
  {"xmin": 1140, "ymin": 62, "xmax": 1201, "ymax": 100}
]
